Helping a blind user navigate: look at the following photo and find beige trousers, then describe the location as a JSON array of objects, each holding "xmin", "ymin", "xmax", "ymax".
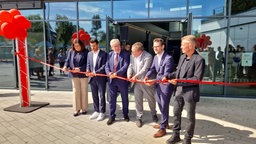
[{"xmin": 71, "ymin": 77, "xmax": 88, "ymax": 112}]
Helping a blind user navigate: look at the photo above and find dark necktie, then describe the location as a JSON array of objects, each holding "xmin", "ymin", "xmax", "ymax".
[{"xmin": 114, "ymin": 53, "xmax": 118, "ymax": 72}]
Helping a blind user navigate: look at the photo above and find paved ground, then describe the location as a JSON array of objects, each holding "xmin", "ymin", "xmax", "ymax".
[{"xmin": 0, "ymin": 89, "xmax": 256, "ymax": 144}]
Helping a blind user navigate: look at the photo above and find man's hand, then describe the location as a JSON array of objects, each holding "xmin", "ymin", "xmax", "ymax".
[
  {"xmin": 130, "ymin": 75, "xmax": 137, "ymax": 82},
  {"xmin": 161, "ymin": 76, "xmax": 168, "ymax": 85},
  {"xmin": 87, "ymin": 72, "xmax": 96, "ymax": 77},
  {"xmin": 168, "ymin": 79, "xmax": 177, "ymax": 85},
  {"xmin": 144, "ymin": 77, "xmax": 154, "ymax": 86},
  {"xmin": 109, "ymin": 72, "xmax": 117, "ymax": 79},
  {"xmin": 62, "ymin": 66, "xmax": 68, "ymax": 72},
  {"xmin": 73, "ymin": 67, "xmax": 80, "ymax": 73}
]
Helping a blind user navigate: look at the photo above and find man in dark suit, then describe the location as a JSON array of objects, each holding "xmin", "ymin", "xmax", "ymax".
[
  {"xmin": 166, "ymin": 35, "xmax": 205, "ymax": 144},
  {"xmin": 105, "ymin": 38, "xmax": 130, "ymax": 125},
  {"xmin": 86, "ymin": 38, "xmax": 107, "ymax": 121},
  {"xmin": 144, "ymin": 38, "xmax": 175, "ymax": 138}
]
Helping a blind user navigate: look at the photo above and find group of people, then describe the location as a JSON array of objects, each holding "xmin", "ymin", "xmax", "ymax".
[{"xmin": 62, "ymin": 35, "xmax": 205, "ymax": 144}]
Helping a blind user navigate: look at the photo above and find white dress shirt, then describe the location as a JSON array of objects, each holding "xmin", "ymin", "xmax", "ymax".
[{"xmin": 93, "ymin": 49, "xmax": 100, "ymax": 72}]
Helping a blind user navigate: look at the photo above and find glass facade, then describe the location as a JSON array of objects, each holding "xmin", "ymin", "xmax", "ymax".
[{"xmin": 0, "ymin": 0, "xmax": 255, "ymax": 97}]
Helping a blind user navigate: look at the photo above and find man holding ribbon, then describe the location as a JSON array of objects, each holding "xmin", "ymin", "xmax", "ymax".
[
  {"xmin": 144, "ymin": 38, "xmax": 175, "ymax": 138},
  {"xmin": 86, "ymin": 38, "xmax": 108, "ymax": 121},
  {"xmin": 105, "ymin": 38, "xmax": 130, "ymax": 125},
  {"xmin": 166, "ymin": 35, "xmax": 205, "ymax": 144},
  {"xmin": 127, "ymin": 42, "xmax": 158, "ymax": 128}
]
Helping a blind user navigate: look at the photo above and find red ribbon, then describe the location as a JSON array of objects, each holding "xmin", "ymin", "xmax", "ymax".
[{"xmin": 15, "ymin": 53, "xmax": 256, "ymax": 86}]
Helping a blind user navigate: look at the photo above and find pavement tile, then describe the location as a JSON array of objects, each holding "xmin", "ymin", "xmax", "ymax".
[{"xmin": 0, "ymin": 89, "xmax": 255, "ymax": 144}]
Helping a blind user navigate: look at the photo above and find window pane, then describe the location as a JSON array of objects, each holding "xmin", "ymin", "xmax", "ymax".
[
  {"xmin": 193, "ymin": 18, "xmax": 227, "ymax": 95},
  {"xmin": 80, "ymin": 20, "xmax": 107, "ymax": 51},
  {"xmin": 150, "ymin": 0, "xmax": 187, "ymax": 18},
  {"xmin": 0, "ymin": 39, "xmax": 15, "ymax": 88},
  {"xmin": 20, "ymin": 9, "xmax": 43, "ymax": 19},
  {"xmin": 189, "ymin": 0, "xmax": 225, "ymax": 17},
  {"xmin": 79, "ymin": 1, "xmax": 111, "ymax": 20},
  {"xmin": 45, "ymin": 2, "xmax": 77, "ymax": 20},
  {"xmin": 226, "ymin": 17, "xmax": 256, "ymax": 96},
  {"xmin": 27, "ymin": 21, "xmax": 46, "ymax": 89},
  {"xmin": 113, "ymin": 0, "xmax": 148, "ymax": 19}
]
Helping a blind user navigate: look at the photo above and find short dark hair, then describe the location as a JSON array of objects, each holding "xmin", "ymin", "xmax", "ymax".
[
  {"xmin": 90, "ymin": 38, "xmax": 99, "ymax": 44},
  {"xmin": 153, "ymin": 38, "xmax": 165, "ymax": 46}
]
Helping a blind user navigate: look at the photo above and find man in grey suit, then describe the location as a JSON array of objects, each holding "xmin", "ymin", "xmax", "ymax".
[
  {"xmin": 127, "ymin": 42, "xmax": 158, "ymax": 128},
  {"xmin": 166, "ymin": 35, "xmax": 205, "ymax": 144}
]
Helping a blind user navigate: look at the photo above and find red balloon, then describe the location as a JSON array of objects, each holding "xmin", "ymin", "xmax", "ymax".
[
  {"xmin": 85, "ymin": 33, "xmax": 90, "ymax": 41},
  {"xmin": 72, "ymin": 32, "xmax": 78, "ymax": 39},
  {"xmin": 0, "ymin": 21, "xmax": 4, "ymax": 36},
  {"xmin": 14, "ymin": 15, "xmax": 31, "ymax": 29},
  {"xmin": 80, "ymin": 34, "xmax": 86, "ymax": 40},
  {"xmin": 1, "ymin": 22, "xmax": 15, "ymax": 39},
  {"xmin": 9, "ymin": 9, "xmax": 21, "ymax": 17},
  {"xmin": 79, "ymin": 29, "xmax": 85, "ymax": 35},
  {"xmin": 0, "ymin": 10, "xmax": 13, "ymax": 23},
  {"xmin": 201, "ymin": 34, "xmax": 206, "ymax": 38}
]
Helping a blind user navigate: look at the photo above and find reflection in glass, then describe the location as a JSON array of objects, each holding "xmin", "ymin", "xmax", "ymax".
[
  {"xmin": 79, "ymin": 1, "xmax": 111, "ymax": 19},
  {"xmin": 0, "ymin": 38, "xmax": 15, "ymax": 88},
  {"xmin": 189, "ymin": 0, "xmax": 225, "ymax": 17},
  {"xmin": 150, "ymin": 0, "xmax": 187, "ymax": 18},
  {"xmin": 192, "ymin": 18, "xmax": 227, "ymax": 95},
  {"xmin": 113, "ymin": 0, "xmax": 147, "ymax": 19},
  {"xmin": 27, "ymin": 21, "xmax": 46, "ymax": 89},
  {"xmin": 45, "ymin": 2, "xmax": 76, "ymax": 20}
]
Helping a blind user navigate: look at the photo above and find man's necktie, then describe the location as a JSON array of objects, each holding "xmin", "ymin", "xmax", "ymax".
[{"xmin": 114, "ymin": 53, "xmax": 118, "ymax": 72}]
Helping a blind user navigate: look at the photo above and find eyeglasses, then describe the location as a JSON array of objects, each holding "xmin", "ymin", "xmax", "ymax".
[{"xmin": 152, "ymin": 45, "xmax": 161, "ymax": 49}]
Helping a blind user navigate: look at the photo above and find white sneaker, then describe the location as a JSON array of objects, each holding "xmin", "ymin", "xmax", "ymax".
[
  {"xmin": 96, "ymin": 113, "xmax": 105, "ymax": 121},
  {"xmin": 89, "ymin": 112, "xmax": 99, "ymax": 120}
]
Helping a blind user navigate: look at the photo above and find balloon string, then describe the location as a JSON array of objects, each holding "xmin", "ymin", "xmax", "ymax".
[{"xmin": 15, "ymin": 52, "xmax": 256, "ymax": 86}]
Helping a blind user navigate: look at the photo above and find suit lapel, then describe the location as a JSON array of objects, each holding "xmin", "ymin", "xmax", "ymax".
[
  {"xmin": 137, "ymin": 52, "xmax": 144, "ymax": 72},
  {"xmin": 95, "ymin": 50, "xmax": 101, "ymax": 69},
  {"xmin": 181, "ymin": 53, "xmax": 196, "ymax": 78},
  {"xmin": 176, "ymin": 54, "xmax": 185, "ymax": 78},
  {"xmin": 110, "ymin": 51, "xmax": 115, "ymax": 71},
  {"xmin": 157, "ymin": 52, "xmax": 166, "ymax": 72}
]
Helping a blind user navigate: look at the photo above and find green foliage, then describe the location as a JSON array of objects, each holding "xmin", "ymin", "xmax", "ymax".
[
  {"xmin": 27, "ymin": 14, "xmax": 43, "ymax": 32},
  {"xmin": 55, "ymin": 14, "xmax": 76, "ymax": 50},
  {"xmin": 90, "ymin": 14, "xmax": 102, "ymax": 39},
  {"xmin": 230, "ymin": 0, "xmax": 256, "ymax": 15}
]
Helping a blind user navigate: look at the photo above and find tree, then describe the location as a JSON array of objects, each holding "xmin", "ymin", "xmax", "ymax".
[
  {"xmin": 90, "ymin": 14, "xmax": 102, "ymax": 39},
  {"xmin": 55, "ymin": 14, "xmax": 76, "ymax": 50},
  {"xmin": 229, "ymin": 0, "xmax": 256, "ymax": 15},
  {"xmin": 27, "ymin": 14, "xmax": 43, "ymax": 32}
]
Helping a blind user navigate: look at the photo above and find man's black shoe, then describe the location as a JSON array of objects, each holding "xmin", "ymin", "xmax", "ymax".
[
  {"xmin": 183, "ymin": 139, "xmax": 191, "ymax": 144},
  {"xmin": 124, "ymin": 115, "xmax": 130, "ymax": 122},
  {"xmin": 107, "ymin": 118, "xmax": 115, "ymax": 125},
  {"xmin": 136, "ymin": 119, "xmax": 142, "ymax": 127},
  {"xmin": 166, "ymin": 134, "xmax": 181, "ymax": 144},
  {"xmin": 152, "ymin": 114, "xmax": 158, "ymax": 123}
]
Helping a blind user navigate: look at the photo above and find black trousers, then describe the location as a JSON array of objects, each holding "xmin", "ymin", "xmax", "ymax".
[{"xmin": 172, "ymin": 90, "xmax": 196, "ymax": 139}]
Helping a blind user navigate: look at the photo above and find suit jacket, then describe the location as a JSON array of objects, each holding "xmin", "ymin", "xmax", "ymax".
[
  {"xmin": 64, "ymin": 49, "xmax": 88, "ymax": 78},
  {"xmin": 146, "ymin": 51, "xmax": 175, "ymax": 94},
  {"xmin": 105, "ymin": 50, "xmax": 130, "ymax": 84},
  {"xmin": 168, "ymin": 51, "xmax": 205, "ymax": 102},
  {"xmin": 86, "ymin": 49, "xmax": 108, "ymax": 83},
  {"xmin": 127, "ymin": 50, "xmax": 155, "ymax": 86}
]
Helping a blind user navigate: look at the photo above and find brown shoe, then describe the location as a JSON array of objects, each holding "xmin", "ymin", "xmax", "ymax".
[
  {"xmin": 153, "ymin": 129, "xmax": 166, "ymax": 138},
  {"xmin": 153, "ymin": 124, "xmax": 171, "ymax": 129}
]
